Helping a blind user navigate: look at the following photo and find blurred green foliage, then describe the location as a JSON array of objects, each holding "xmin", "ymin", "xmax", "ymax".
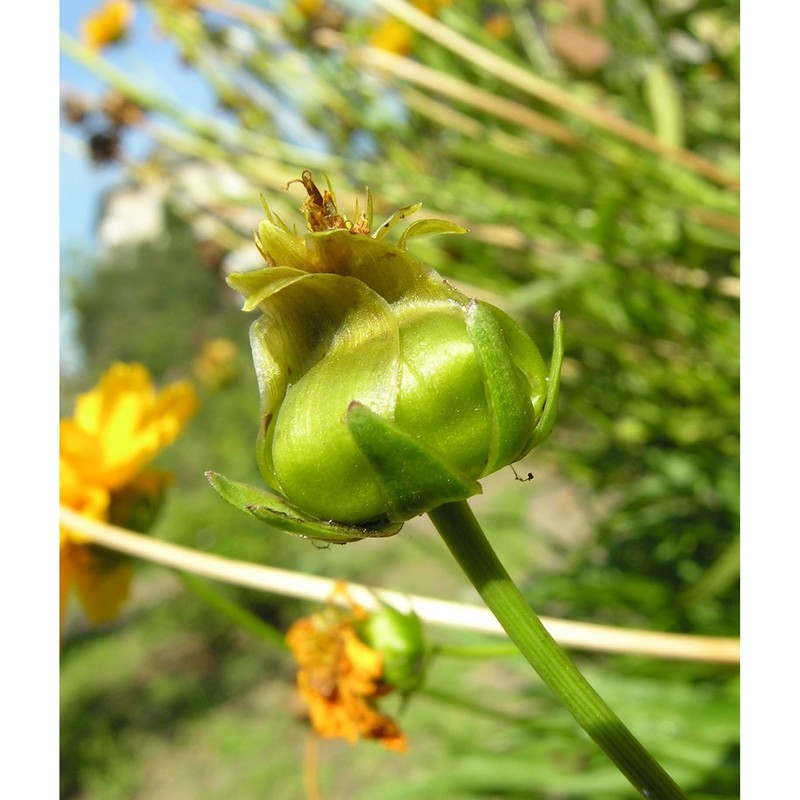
[
  {"xmin": 61, "ymin": 0, "xmax": 739, "ymax": 797},
  {"xmin": 70, "ymin": 210, "xmax": 220, "ymax": 377}
]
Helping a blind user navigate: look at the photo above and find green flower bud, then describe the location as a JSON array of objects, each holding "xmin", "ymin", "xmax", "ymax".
[
  {"xmin": 208, "ymin": 172, "xmax": 563, "ymax": 541},
  {"xmin": 356, "ymin": 599, "xmax": 428, "ymax": 696}
]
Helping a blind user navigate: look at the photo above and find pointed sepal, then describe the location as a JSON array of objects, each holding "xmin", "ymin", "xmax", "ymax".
[
  {"xmin": 527, "ymin": 311, "xmax": 565, "ymax": 449},
  {"xmin": 346, "ymin": 402, "xmax": 481, "ymax": 522},
  {"xmin": 205, "ymin": 471, "xmax": 402, "ymax": 543}
]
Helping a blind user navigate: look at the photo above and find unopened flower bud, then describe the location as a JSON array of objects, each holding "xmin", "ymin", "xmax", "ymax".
[
  {"xmin": 356, "ymin": 599, "xmax": 427, "ymax": 695},
  {"xmin": 208, "ymin": 172, "xmax": 563, "ymax": 541}
]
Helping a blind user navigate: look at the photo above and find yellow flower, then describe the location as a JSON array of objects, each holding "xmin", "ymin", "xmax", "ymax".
[
  {"xmin": 60, "ymin": 362, "xmax": 198, "ymax": 491},
  {"xmin": 369, "ymin": 18, "xmax": 416, "ymax": 56},
  {"xmin": 296, "ymin": 0, "xmax": 325, "ymax": 18},
  {"xmin": 286, "ymin": 604, "xmax": 408, "ymax": 752},
  {"xmin": 370, "ymin": 0, "xmax": 452, "ymax": 55},
  {"xmin": 413, "ymin": 0, "xmax": 453, "ymax": 14},
  {"xmin": 192, "ymin": 338, "xmax": 239, "ymax": 390},
  {"xmin": 60, "ymin": 363, "xmax": 198, "ymax": 628},
  {"xmin": 81, "ymin": 0, "xmax": 135, "ymax": 50}
]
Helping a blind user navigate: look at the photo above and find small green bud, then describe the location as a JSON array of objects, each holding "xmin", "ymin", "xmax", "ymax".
[
  {"xmin": 209, "ymin": 172, "xmax": 563, "ymax": 541},
  {"xmin": 356, "ymin": 600, "xmax": 428, "ymax": 695}
]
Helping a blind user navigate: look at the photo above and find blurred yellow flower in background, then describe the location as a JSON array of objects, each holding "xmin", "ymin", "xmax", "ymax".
[
  {"xmin": 61, "ymin": 363, "xmax": 198, "ymax": 491},
  {"xmin": 295, "ymin": 0, "xmax": 325, "ymax": 17},
  {"xmin": 192, "ymin": 337, "xmax": 239, "ymax": 390},
  {"xmin": 81, "ymin": 0, "xmax": 135, "ymax": 50},
  {"xmin": 369, "ymin": 17, "xmax": 415, "ymax": 56},
  {"xmin": 60, "ymin": 363, "xmax": 198, "ymax": 628},
  {"xmin": 286, "ymin": 603, "xmax": 408, "ymax": 752},
  {"xmin": 370, "ymin": 0, "xmax": 452, "ymax": 55},
  {"xmin": 60, "ymin": 535, "xmax": 135, "ymax": 628},
  {"xmin": 483, "ymin": 12, "xmax": 513, "ymax": 40}
]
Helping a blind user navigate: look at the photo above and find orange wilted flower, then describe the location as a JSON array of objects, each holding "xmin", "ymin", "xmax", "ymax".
[
  {"xmin": 81, "ymin": 0, "xmax": 135, "ymax": 50},
  {"xmin": 60, "ymin": 363, "xmax": 197, "ymax": 628},
  {"xmin": 286, "ymin": 594, "xmax": 409, "ymax": 752}
]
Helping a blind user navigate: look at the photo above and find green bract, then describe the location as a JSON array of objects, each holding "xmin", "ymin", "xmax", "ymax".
[{"xmin": 207, "ymin": 172, "xmax": 564, "ymax": 542}]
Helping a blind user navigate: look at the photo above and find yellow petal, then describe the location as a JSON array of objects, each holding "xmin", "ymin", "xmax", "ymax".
[
  {"xmin": 59, "ymin": 456, "xmax": 110, "ymax": 543},
  {"xmin": 71, "ymin": 550, "xmax": 134, "ymax": 626},
  {"xmin": 60, "ymin": 539, "xmax": 75, "ymax": 631},
  {"xmin": 369, "ymin": 19, "xmax": 415, "ymax": 55},
  {"xmin": 81, "ymin": 0, "xmax": 134, "ymax": 50},
  {"xmin": 60, "ymin": 458, "xmax": 112, "ymax": 629},
  {"xmin": 63, "ymin": 363, "xmax": 198, "ymax": 490},
  {"xmin": 341, "ymin": 627, "xmax": 384, "ymax": 693}
]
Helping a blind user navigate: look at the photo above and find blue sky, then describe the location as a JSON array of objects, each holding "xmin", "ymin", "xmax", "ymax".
[
  {"xmin": 60, "ymin": 0, "xmax": 217, "ymax": 253},
  {"xmin": 60, "ymin": 0, "xmax": 219, "ymax": 372}
]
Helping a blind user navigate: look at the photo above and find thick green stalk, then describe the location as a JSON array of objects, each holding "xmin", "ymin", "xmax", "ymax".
[{"xmin": 428, "ymin": 500, "xmax": 687, "ymax": 800}]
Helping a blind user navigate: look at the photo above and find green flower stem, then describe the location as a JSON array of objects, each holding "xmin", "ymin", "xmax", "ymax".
[
  {"xmin": 428, "ymin": 500, "xmax": 688, "ymax": 800},
  {"xmin": 681, "ymin": 534, "xmax": 740, "ymax": 604},
  {"xmin": 420, "ymin": 686, "xmax": 532, "ymax": 727},
  {"xmin": 176, "ymin": 571, "xmax": 288, "ymax": 651},
  {"xmin": 432, "ymin": 642, "xmax": 521, "ymax": 659}
]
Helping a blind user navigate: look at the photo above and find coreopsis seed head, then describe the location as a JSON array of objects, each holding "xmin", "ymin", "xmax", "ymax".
[
  {"xmin": 62, "ymin": 92, "xmax": 90, "ymax": 125},
  {"xmin": 88, "ymin": 128, "xmax": 121, "ymax": 165},
  {"xmin": 208, "ymin": 172, "xmax": 563, "ymax": 542},
  {"xmin": 101, "ymin": 89, "xmax": 144, "ymax": 128}
]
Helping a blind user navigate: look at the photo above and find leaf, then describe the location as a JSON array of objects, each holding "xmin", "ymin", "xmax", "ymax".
[
  {"xmin": 372, "ymin": 203, "xmax": 423, "ymax": 241},
  {"xmin": 205, "ymin": 471, "xmax": 402, "ymax": 543},
  {"xmin": 528, "ymin": 311, "xmax": 565, "ymax": 449},
  {"xmin": 644, "ymin": 60, "xmax": 685, "ymax": 148}
]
